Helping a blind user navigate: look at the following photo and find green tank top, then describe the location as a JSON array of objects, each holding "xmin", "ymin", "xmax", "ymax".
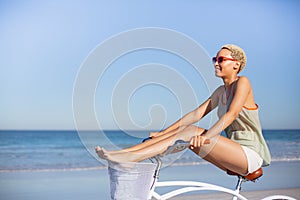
[{"xmin": 217, "ymin": 83, "xmax": 271, "ymax": 167}]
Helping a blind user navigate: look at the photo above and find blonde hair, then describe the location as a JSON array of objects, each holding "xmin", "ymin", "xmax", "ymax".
[{"xmin": 221, "ymin": 44, "xmax": 247, "ymax": 73}]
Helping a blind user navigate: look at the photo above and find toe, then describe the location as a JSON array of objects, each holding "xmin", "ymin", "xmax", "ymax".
[{"xmin": 95, "ymin": 146, "xmax": 101, "ymax": 152}]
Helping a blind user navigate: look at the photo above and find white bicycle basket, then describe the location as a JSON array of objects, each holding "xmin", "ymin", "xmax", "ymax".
[{"xmin": 108, "ymin": 161, "xmax": 157, "ymax": 200}]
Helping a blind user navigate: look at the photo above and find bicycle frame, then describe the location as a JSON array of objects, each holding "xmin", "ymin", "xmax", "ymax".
[
  {"xmin": 147, "ymin": 147, "xmax": 296, "ymax": 200},
  {"xmin": 148, "ymin": 156, "xmax": 248, "ymax": 200},
  {"xmin": 108, "ymin": 138, "xmax": 296, "ymax": 200}
]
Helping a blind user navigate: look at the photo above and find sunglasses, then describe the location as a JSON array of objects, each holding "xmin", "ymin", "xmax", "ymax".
[{"xmin": 212, "ymin": 56, "xmax": 236, "ymax": 64}]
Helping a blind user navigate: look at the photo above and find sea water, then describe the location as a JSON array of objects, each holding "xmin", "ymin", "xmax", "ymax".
[{"xmin": 0, "ymin": 130, "xmax": 299, "ymax": 172}]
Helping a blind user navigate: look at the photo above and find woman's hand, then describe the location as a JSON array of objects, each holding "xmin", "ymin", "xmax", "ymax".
[{"xmin": 190, "ymin": 135, "xmax": 210, "ymax": 149}]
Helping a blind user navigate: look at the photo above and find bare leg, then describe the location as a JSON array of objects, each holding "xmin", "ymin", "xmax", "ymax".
[
  {"xmin": 191, "ymin": 135, "xmax": 248, "ymax": 175},
  {"xmin": 95, "ymin": 125, "xmax": 205, "ymax": 163},
  {"xmin": 104, "ymin": 127, "xmax": 185, "ymax": 154}
]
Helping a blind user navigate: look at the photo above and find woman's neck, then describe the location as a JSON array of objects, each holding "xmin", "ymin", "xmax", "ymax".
[{"xmin": 223, "ymin": 75, "xmax": 239, "ymax": 88}]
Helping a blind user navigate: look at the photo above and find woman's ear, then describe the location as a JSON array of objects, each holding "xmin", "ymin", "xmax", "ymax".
[{"xmin": 233, "ymin": 61, "xmax": 241, "ymax": 71}]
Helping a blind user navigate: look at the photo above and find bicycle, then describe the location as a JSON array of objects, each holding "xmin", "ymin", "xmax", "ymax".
[{"xmin": 108, "ymin": 140, "xmax": 297, "ymax": 200}]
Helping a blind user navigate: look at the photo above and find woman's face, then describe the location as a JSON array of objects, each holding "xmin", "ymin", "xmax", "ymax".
[{"xmin": 214, "ymin": 49, "xmax": 239, "ymax": 78}]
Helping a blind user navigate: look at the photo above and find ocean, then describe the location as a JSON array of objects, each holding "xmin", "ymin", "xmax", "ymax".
[{"xmin": 0, "ymin": 130, "xmax": 299, "ymax": 172}]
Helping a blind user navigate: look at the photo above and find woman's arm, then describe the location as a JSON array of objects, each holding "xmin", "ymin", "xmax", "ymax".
[{"xmin": 193, "ymin": 77, "xmax": 252, "ymax": 145}]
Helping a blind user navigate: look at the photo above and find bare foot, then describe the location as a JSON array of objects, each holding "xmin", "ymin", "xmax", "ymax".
[
  {"xmin": 95, "ymin": 146, "xmax": 107, "ymax": 159},
  {"xmin": 95, "ymin": 146, "xmax": 137, "ymax": 163}
]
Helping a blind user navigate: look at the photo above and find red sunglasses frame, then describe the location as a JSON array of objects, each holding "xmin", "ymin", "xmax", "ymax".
[{"xmin": 212, "ymin": 56, "xmax": 236, "ymax": 64}]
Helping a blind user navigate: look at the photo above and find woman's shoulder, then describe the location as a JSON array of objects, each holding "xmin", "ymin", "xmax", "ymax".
[
  {"xmin": 237, "ymin": 76, "xmax": 251, "ymax": 87},
  {"xmin": 235, "ymin": 76, "xmax": 253, "ymax": 94},
  {"xmin": 214, "ymin": 85, "xmax": 225, "ymax": 94},
  {"xmin": 237, "ymin": 76, "xmax": 250, "ymax": 82},
  {"xmin": 210, "ymin": 85, "xmax": 224, "ymax": 99}
]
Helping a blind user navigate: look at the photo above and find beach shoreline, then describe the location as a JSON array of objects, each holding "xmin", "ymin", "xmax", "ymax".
[{"xmin": 0, "ymin": 161, "xmax": 299, "ymax": 200}]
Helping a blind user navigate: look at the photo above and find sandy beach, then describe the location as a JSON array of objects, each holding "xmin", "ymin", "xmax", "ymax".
[
  {"xmin": 168, "ymin": 188, "xmax": 300, "ymax": 200},
  {"xmin": 0, "ymin": 161, "xmax": 299, "ymax": 200}
]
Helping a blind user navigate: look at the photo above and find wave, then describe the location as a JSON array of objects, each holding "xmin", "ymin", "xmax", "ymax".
[
  {"xmin": 0, "ymin": 166, "xmax": 107, "ymax": 173},
  {"xmin": 1, "ymin": 158, "xmax": 299, "ymax": 173},
  {"xmin": 271, "ymin": 157, "xmax": 300, "ymax": 162},
  {"xmin": 162, "ymin": 158, "xmax": 300, "ymax": 167}
]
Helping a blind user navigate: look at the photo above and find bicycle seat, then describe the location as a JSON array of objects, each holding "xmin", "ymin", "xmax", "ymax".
[{"xmin": 227, "ymin": 167, "xmax": 263, "ymax": 181}]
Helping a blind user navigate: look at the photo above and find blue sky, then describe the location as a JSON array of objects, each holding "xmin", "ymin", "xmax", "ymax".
[{"xmin": 1, "ymin": 0, "xmax": 299, "ymax": 130}]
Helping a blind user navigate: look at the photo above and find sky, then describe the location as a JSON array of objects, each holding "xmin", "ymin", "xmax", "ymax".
[{"xmin": 0, "ymin": 0, "xmax": 299, "ymax": 130}]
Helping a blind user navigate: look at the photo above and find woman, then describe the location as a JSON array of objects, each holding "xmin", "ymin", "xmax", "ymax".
[{"xmin": 96, "ymin": 44, "xmax": 271, "ymax": 176}]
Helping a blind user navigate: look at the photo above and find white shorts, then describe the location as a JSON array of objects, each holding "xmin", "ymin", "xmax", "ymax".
[{"xmin": 241, "ymin": 146, "xmax": 263, "ymax": 175}]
